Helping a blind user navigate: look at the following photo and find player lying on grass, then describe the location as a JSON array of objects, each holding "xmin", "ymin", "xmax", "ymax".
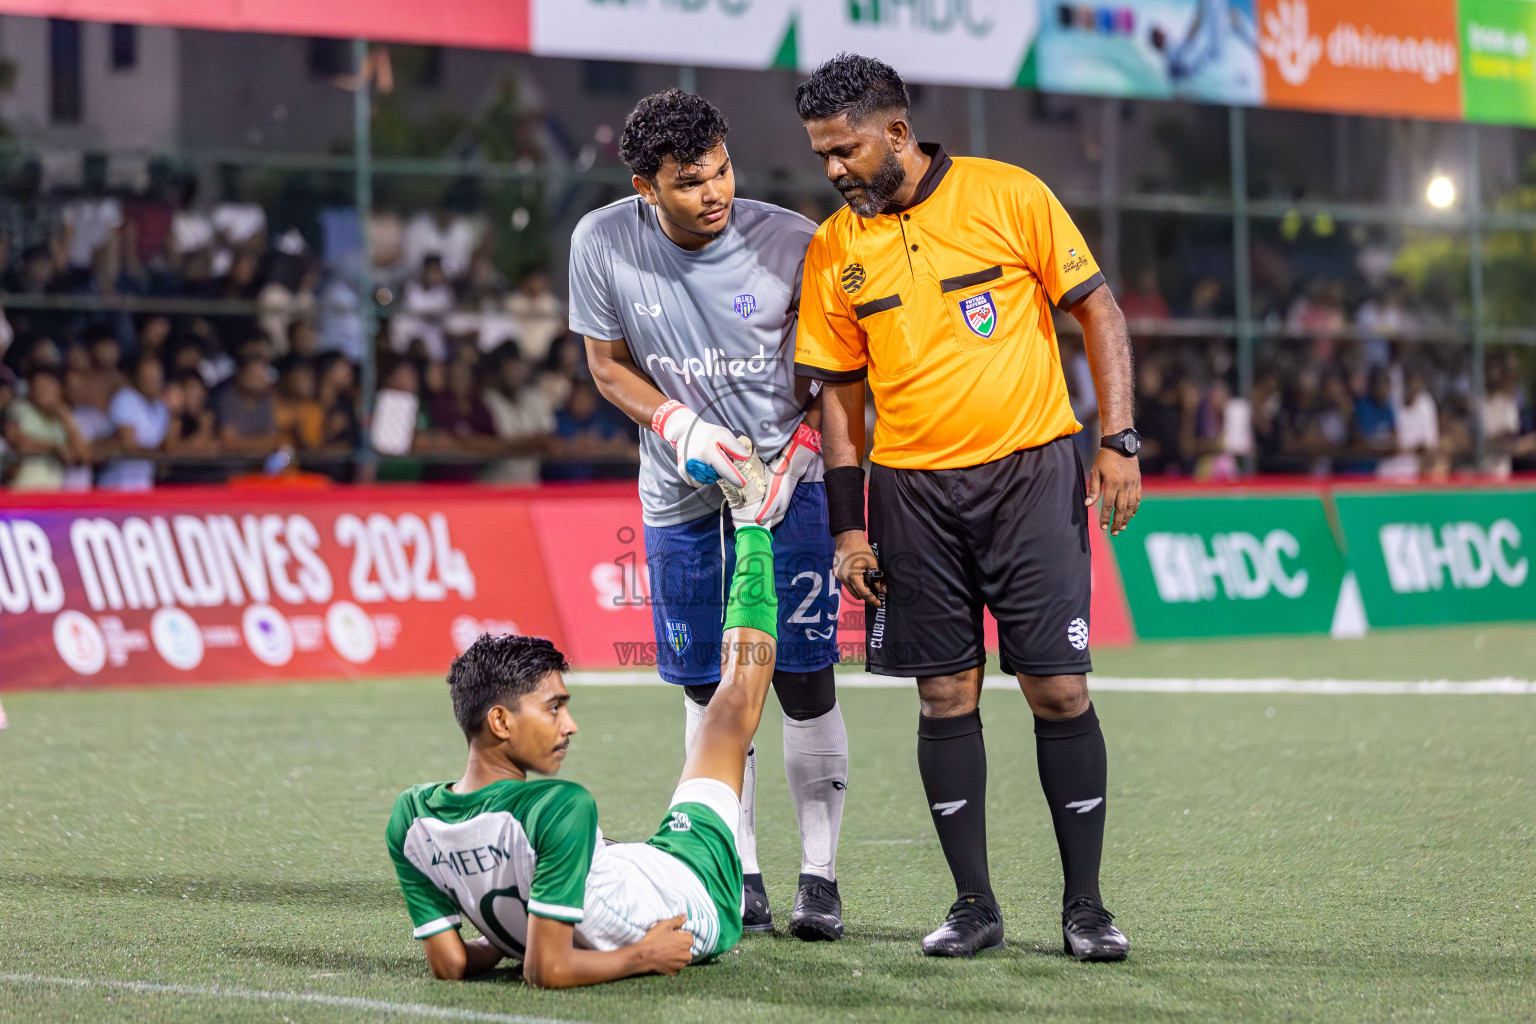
[{"xmin": 386, "ymin": 471, "xmax": 780, "ymax": 988}]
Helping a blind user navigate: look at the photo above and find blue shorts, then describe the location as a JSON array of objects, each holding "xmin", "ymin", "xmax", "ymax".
[{"xmin": 645, "ymin": 481, "xmax": 839, "ymax": 685}]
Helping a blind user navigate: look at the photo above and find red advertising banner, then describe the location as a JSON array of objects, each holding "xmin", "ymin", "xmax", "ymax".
[
  {"xmin": 0, "ymin": 0, "xmax": 530, "ymax": 51},
  {"xmin": 529, "ymin": 488, "xmax": 1136, "ymax": 672},
  {"xmin": 528, "ymin": 494, "xmax": 652, "ymax": 670},
  {"xmin": 0, "ymin": 486, "xmax": 562, "ymax": 690},
  {"xmin": 0, "ymin": 484, "xmax": 1135, "ymax": 691}
]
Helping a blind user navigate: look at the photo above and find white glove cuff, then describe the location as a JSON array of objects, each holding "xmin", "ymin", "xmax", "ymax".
[{"xmin": 652, "ymin": 400, "xmax": 697, "ymax": 445}]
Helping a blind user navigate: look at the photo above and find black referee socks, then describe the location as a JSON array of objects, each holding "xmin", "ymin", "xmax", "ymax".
[
  {"xmin": 917, "ymin": 710, "xmax": 994, "ymax": 902},
  {"xmin": 1034, "ymin": 703, "xmax": 1107, "ymax": 905}
]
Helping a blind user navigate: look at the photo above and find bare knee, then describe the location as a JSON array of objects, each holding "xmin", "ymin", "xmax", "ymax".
[
  {"xmin": 917, "ymin": 668, "xmax": 983, "ymax": 718},
  {"xmin": 1018, "ymin": 673, "xmax": 1089, "ymax": 720}
]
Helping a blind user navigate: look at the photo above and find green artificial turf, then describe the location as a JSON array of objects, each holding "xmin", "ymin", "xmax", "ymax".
[
  {"xmin": 1, "ymin": 635, "xmax": 1534, "ymax": 1022},
  {"xmin": 1089, "ymin": 623, "xmax": 1536, "ymax": 682},
  {"xmin": 0, "ymin": 669, "xmax": 1529, "ymax": 1019}
]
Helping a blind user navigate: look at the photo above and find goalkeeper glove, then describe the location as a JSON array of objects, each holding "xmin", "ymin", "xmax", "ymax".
[
  {"xmin": 755, "ymin": 422, "xmax": 821, "ymax": 529},
  {"xmin": 652, "ymin": 400, "xmax": 762, "ymax": 493}
]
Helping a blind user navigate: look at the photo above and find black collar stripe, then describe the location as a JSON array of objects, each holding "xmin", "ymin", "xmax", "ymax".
[{"xmin": 883, "ymin": 143, "xmax": 951, "ymax": 215}]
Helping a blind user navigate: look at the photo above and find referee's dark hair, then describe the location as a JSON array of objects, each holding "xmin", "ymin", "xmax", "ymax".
[
  {"xmin": 447, "ymin": 634, "xmax": 570, "ymax": 739},
  {"xmin": 620, "ymin": 89, "xmax": 730, "ymax": 181},
  {"xmin": 795, "ymin": 53, "xmax": 910, "ymax": 126}
]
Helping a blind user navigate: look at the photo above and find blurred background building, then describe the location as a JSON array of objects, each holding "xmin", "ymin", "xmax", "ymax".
[{"xmin": 2, "ymin": 1, "xmax": 1534, "ymax": 490}]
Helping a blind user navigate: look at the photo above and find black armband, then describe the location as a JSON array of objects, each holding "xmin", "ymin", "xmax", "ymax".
[{"xmin": 824, "ymin": 465, "xmax": 867, "ymax": 536}]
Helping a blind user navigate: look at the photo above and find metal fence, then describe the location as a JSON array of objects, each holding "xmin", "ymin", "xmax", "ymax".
[{"xmin": 4, "ymin": 44, "xmax": 1534, "ymax": 480}]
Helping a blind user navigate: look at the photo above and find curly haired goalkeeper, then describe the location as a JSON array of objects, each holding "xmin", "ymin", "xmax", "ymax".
[{"xmin": 568, "ymin": 88, "xmax": 848, "ymax": 940}]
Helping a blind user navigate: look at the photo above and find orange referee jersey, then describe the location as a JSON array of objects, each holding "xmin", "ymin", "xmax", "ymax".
[{"xmin": 794, "ymin": 144, "xmax": 1104, "ymax": 470}]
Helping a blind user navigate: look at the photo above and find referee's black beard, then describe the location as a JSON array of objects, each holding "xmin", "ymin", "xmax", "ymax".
[{"xmin": 835, "ymin": 152, "xmax": 906, "ymax": 218}]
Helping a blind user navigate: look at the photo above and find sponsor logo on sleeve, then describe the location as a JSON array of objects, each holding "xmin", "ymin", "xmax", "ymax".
[{"xmin": 840, "ymin": 264, "xmax": 866, "ymax": 294}]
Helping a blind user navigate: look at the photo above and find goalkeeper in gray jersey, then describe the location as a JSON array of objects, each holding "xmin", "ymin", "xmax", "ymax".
[
  {"xmin": 387, "ymin": 465, "xmax": 783, "ymax": 987},
  {"xmin": 568, "ymin": 88, "xmax": 847, "ymax": 939}
]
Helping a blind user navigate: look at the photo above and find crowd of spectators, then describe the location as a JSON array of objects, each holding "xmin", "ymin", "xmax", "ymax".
[
  {"xmin": 0, "ymin": 165, "xmax": 637, "ymax": 491},
  {"xmin": 3, "ymin": 167, "xmax": 1535, "ymax": 490},
  {"xmin": 1064, "ymin": 269, "xmax": 1536, "ymax": 480}
]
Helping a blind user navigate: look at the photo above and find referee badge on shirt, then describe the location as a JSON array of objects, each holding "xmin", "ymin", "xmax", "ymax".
[
  {"xmin": 960, "ymin": 291, "xmax": 998, "ymax": 338},
  {"xmin": 733, "ymin": 293, "xmax": 758, "ymax": 320}
]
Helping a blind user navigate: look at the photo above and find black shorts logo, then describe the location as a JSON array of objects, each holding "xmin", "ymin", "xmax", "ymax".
[{"xmin": 841, "ymin": 263, "xmax": 866, "ymax": 294}]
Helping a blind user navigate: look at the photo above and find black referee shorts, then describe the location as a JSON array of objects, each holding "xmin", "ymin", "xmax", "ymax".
[{"xmin": 865, "ymin": 436, "xmax": 1093, "ymax": 678}]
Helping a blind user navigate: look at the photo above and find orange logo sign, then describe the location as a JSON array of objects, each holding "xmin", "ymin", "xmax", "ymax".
[{"xmin": 1256, "ymin": 0, "xmax": 1462, "ymax": 119}]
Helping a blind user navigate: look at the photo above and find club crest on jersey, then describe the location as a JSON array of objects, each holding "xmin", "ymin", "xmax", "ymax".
[
  {"xmin": 841, "ymin": 263, "xmax": 866, "ymax": 294},
  {"xmin": 665, "ymin": 619, "xmax": 692, "ymax": 655},
  {"xmin": 733, "ymin": 293, "xmax": 757, "ymax": 320},
  {"xmin": 960, "ymin": 291, "xmax": 998, "ymax": 338}
]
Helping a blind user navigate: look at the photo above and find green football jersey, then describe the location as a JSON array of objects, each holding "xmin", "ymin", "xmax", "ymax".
[
  {"xmin": 386, "ymin": 778, "xmax": 597, "ymax": 955},
  {"xmin": 386, "ymin": 776, "xmax": 739, "ymax": 959}
]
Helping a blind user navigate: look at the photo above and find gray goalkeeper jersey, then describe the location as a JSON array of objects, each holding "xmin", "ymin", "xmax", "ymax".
[{"xmin": 568, "ymin": 196, "xmax": 820, "ymax": 527}]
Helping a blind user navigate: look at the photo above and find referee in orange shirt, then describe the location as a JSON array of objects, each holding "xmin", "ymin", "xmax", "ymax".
[{"xmin": 793, "ymin": 55, "xmax": 1141, "ymax": 961}]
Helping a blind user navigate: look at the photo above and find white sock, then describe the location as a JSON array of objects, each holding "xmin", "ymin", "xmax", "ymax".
[
  {"xmin": 683, "ymin": 694, "xmax": 760, "ymax": 874},
  {"xmin": 683, "ymin": 692, "xmax": 706, "ymax": 754},
  {"xmin": 739, "ymin": 744, "xmax": 760, "ymax": 874},
  {"xmin": 782, "ymin": 701, "xmax": 848, "ymax": 881}
]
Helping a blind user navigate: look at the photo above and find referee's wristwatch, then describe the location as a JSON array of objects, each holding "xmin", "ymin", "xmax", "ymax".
[{"xmin": 1101, "ymin": 427, "xmax": 1141, "ymax": 458}]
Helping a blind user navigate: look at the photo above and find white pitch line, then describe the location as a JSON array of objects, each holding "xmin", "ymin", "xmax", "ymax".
[
  {"xmin": 564, "ymin": 671, "xmax": 1536, "ymax": 695},
  {"xmin": 1088, "ymin": 677, "xmax": 1536, "ymax": 695},
  {"xmin": 0, "ymin": 973, "xmax": 591, "ymax": 1024}
]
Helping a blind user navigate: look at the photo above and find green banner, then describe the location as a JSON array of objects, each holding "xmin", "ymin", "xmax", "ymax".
[
  {"xmin": 1460, "ymin": 0, "xmax": 1536, "ymax": 125},
  {"xmin": 1333, "ymin": 488, "xmax": 1536, "ymax": 627},
  {"xmin": 1111, "ymin": 496, "xmax": 1348, "ymax": 639}
]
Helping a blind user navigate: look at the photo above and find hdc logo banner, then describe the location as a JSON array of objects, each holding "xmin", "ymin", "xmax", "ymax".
[
  {"xmin": 798, "ymin": 0, "xmax": 1041, "ymax": 88},
  {"xmin": 1111, "ymin": 494, "xmax": 1348, "ymax": 639},
  {"xmin": 530, "ymin": 0, "xmax": 798, "ymax": 69},
  {"xmin": 1334, "ymin": 488, "xmax": 1535, "ymax": 628}
]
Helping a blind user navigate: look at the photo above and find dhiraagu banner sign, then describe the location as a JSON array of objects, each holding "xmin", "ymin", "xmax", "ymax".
[
  {"xmin": 1333, "ymin": 488, "xmax": 1536, "ymax": 628},
  {"xmin": 530, "ymin": 0, "xmax": 798, "ymax": 69},
  {"xmin": 1111, "ymin": 495, "xmax": 1350, "ymax": 639}
]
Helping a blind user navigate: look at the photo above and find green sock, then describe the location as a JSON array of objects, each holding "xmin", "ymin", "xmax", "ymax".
[{"xmin": 724, "ymin": 525, "xmax": 777, "ymax": 639}]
